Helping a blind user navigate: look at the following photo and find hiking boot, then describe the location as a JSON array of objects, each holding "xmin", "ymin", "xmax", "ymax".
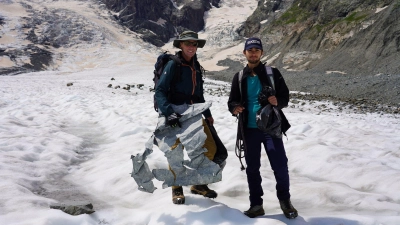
[
  {"xmin": 279, "ymin": 199, "xmax": 298, "ymax": 219},
  {"xmin": 172, "ymin": 186, "xmax": 185, "ymax": 204},
  {"xmin": 190, "ymin": 185, "xmax": 218, "ymax": 198},
  {"xmin": 244, "ymin": 205, "xmax": 265, "ymax": 218}
]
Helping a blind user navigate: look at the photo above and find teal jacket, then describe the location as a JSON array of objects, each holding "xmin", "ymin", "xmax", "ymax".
[{"xmin": 155, "ymin": 51, "xmax": 212, "ymax": 118}]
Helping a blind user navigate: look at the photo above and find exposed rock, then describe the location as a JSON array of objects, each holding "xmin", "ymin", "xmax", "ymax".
[
  {"xmin": 238, "ymin": 0, "xmax": 294, "ymax": 37},
  {"xmin": 210, "ymin": 0, "xmax": 400, "ymax": 106},
  {"xmin": 101, "ymin": 0, "xmax": 221, "ymax": 46},
  {"xmin": 19, "ymin": 6, "xmax": 104, "ymax": 48},
  {"xmin": 0, "ymin": 16, "xmax": 5, "ymax": 26},
  {"xmin": 123, "ymin": 84, "xmax": 130, "ymax": 90},
  {"xmin": 0, "ymin": 45, "xmax": 52, "ymax": 75},
  {"xmin": 240, "ymin": 0, "xmax": 399, "ymax": 77},
  {"xmin": 50, "ymin": 203, "xmax": 95, "ymax": 216},
  {"xmin": 289, "ymin": 92, "xmax": 400, "ymax": 115},
  {"xmin": 1, "ymin": 1, "xmax": 110, "ymax": 75}
]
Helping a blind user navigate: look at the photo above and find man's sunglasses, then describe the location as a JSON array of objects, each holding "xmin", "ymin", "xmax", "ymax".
[{"xmin": 182, "ymin": 41, "xmax": 198, "ymax": 47}]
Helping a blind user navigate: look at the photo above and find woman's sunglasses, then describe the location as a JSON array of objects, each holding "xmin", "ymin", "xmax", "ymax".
[{"xmin": 182, "ymin": 41, "xmax": 198, "ymax": 47}]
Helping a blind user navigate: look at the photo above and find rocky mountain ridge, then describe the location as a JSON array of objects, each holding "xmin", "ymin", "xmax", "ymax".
[
  {"xmin": 240, "ymin": 0, "xmax": 400, "ymax": 105},
  {"xmin": 101, "ymin": 0, "xmax": 221, "ymax": 46},
  {"xmin": 0, "ymin": 0, "xmax": 112, "ymax": 75},
  {"xmin": 242, "ymin": 0, "xmax": 399, "ymax": 75}
]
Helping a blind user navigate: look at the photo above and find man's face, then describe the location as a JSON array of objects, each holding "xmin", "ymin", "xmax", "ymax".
[
  {"xmin": 244, "ymin": 48, "xmax": 263, "ymax": 64},
  {"xmin": 180, "ymin": 40, "xmax": 198, "ymax": 60}
]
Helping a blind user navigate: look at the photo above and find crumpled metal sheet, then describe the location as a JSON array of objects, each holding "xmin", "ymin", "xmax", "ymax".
[
  {"xmin": 130, "ymin": 139, "xmax": 156, "ymax": 193},
  {"xmin": 131, "ymin": 103, "xmax": 223, "ymax": 193}
]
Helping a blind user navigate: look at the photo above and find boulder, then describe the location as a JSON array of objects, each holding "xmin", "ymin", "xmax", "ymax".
[{"xmin": 50, "ymin": 203, "xmax": 95, "ymax": 216}]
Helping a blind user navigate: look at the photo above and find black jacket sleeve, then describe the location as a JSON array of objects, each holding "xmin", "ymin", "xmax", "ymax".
[{"xmin": 227, "ymin": 72, "xmax": 242, "ymax": 115}]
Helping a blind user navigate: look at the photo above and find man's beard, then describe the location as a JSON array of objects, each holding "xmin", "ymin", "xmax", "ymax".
[{"xmin": 248, "ymin": 59, "xmax": 260, "ymax": 64}]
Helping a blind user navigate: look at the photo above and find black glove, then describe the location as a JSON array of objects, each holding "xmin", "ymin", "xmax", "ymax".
[
  {"xmin": 258, "ymin": 86, "xmax": 275, "ymax": 106},
  {"xmin": 167, "ymin": 112, "xmax": 182, "ymax": 128}
]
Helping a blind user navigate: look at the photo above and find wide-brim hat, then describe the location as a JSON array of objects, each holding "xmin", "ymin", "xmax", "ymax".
[{"xmin": 173, "ymin": 31, "xmax": 206, "ymax": 48}]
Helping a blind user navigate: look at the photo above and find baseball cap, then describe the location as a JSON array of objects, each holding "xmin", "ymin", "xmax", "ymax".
[{"xmin": 244, "ymin": 37, "xmax": 263, "ymax": 51}]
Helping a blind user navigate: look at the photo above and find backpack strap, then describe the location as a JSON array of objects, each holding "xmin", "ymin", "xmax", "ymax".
[
  {"xmin": 265, "ymin": 66, "xmax": 275, "ymax": 90},
  {"xmin": 264, "ymin": 66, "xmax": 290, "ymax": 137},
  {"xmin": 195, "ymin": 60, "xmax": 204, "ymax": 77},
  {"xmin": 238, "ymin": 70, "xmax": 244, "ymax": 96},
  {"xmin": 238, "ymin": 65, "xmax": 274, "ymax": 94},
  {"xmin": 153, "ymin": 53, "xmax": 182, "ymax": 112},
  {"xmin": 164, "ymin": 55, "xmax": 181, "ymax": 86}
]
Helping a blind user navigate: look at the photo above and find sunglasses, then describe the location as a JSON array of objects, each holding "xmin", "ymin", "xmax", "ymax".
[{"xmin": 182, "ymin": 41, "xmax": 198, "ymax": 47}]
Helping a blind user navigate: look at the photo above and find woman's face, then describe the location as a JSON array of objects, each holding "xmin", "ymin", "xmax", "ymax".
[{"xmin": 180, "ymin": 40, "xmax": 198, "ymax": 61}]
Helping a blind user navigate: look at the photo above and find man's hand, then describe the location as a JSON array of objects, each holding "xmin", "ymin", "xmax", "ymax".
[
  {"xmin": 206, "ymin": 116, "xmax": 214, "ymax": 126},
  {"xmin": 167, "ymin": 112, "xmax": 182, "ymax": 128},
  {"xmin": 259, "ymin": 86, "xmax": 276, "ymax": 106},
  {"xmin": 268, "ymin": 96, "xmax": 278, "ymax": 106},
  {"xmin": 233, "ymin": 106, "xmax": 245, "ymax": 115}
]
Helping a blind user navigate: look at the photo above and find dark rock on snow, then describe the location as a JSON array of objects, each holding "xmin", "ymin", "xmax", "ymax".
[{"xmin": 50, "ymin": 203, "xmax": 95, "ymax": 216}]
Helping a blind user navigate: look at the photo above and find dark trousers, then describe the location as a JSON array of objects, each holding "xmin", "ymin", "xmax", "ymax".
[{"xmin": 244, "ymin": 128, "xmax": 290, "ymax": 206}]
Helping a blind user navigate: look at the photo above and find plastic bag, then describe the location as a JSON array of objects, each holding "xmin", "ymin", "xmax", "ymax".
[{"xmin": 256, "ymin": 104, "xmax": 282, "ymax": 138}]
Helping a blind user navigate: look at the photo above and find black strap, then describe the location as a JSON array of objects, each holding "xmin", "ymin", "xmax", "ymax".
[
  {"xmin": 238, "ymin": 65, "xmax": 274, "ymax": 95},
  {"xmin": 167, "ymin": 56, "xmax": 182, "ymax": 104},
  {"xmin": 235, "ymin": 113, "xmax": 247, "ymax": 171}
]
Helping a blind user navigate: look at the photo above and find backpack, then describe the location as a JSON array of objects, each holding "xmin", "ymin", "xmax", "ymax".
[{"xmin": 152, "ymin": 52, "xmax": 182, "ymax": 112}]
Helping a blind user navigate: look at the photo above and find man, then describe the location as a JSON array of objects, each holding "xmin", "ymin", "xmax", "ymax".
[
  {"xmin": 227, "ymin": 37, "xmax": 298, "ymax": 219},
  {"xmin": 155, "ymin": 30, "xmax": 218, "ymax": 204}
]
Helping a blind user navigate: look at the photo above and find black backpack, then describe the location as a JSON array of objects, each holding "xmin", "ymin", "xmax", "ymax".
[{"xmin": 152, "ymin": 52, "xmax": 182, "ymax": 112}]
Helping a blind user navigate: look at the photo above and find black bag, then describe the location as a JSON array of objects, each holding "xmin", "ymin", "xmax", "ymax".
[
  {"xmin": 205, "ymin": 119, "xmax": 228, "ymax": 167},
  {"xmin": 152, "ymin": 52, "xmax": 181, "ymax": 112},
  {"xmin": 256, "ymin": 104, "xmax": 282, "ymax": 138}
]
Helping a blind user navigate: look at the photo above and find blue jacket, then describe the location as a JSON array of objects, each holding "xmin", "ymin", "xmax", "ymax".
[{"xmin": 155, "ymin": 51, "xmax": 212, "ymax": 118}]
